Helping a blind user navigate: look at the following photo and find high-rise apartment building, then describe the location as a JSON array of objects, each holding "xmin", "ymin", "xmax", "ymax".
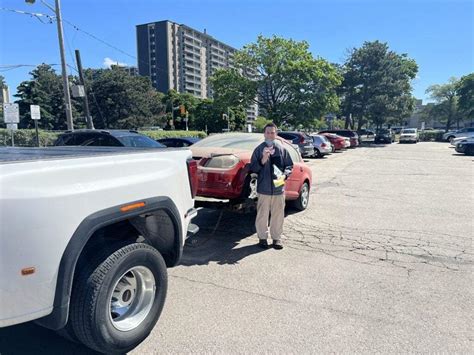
[{"xmin": 136, "ymin": 20, "xmax": 258, "ymax": 119}]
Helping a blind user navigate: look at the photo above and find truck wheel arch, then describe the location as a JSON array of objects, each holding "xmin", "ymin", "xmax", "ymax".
[{"xmin": 36, "ymin": 196, "xmax": 182, "ymax": 331}]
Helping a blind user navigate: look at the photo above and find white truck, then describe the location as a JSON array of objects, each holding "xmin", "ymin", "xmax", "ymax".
[{"xmin": 0, "ymin": 146, "xmax": 199, "ymax": 353}]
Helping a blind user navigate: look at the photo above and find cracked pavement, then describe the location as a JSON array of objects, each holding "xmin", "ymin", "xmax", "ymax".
[{"xmin": 1, "ymin": 142, "xmax": 471, "ymax": 354}]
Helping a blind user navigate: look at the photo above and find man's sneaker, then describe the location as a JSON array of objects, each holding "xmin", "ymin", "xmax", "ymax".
[
  {"xmin": 258, "ymin": 239, "xmax": 269, "ymax": 249},
  {"xmin": 272, "ymin": 240, "xmax": 283, "ymax": 250}
]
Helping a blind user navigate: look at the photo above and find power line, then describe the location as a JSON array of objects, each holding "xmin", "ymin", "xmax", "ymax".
[{"xmin": 0, "ymin": 7, "xmax": 54, "ymax": 24}]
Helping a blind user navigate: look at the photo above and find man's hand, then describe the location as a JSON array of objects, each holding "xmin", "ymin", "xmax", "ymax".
[{"xmin": 261, "ymin": 146, "xmax": 274, "ymax": 165}]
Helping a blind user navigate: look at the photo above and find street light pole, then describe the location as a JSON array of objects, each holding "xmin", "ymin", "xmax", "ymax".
[{"xmin": 26, "ymin": 0, "xmax": 74, "ymax": 130}]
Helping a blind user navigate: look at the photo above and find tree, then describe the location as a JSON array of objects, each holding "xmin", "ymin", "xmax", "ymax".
[
  {"xmin": 84, "ymin": 66, "xmax": 164, "ymax": 129},
  {"xmin": 457, "ymin": 73, "xmax": 474, "ymax": 124},
  {"xmin": 161, "ymin": 90, "xmax": 199, "ymax": 130},
  {"xmin": 425, "ymin": 77, "xmax": 461, "ymax": 131},
  {"xmin": 193, "ymin": 99, "xmax": 247, "ymax": 133},
  {"xmin": 211, "ymin": 35, "xmax": 342, "ymax": 126},
  {"xmin": 14, "ymin": 64, "xmax": 81, "ymax": 130},
  {"xmin": 339, "ymin": 41, "xmax": 418, "ymax": 130}
]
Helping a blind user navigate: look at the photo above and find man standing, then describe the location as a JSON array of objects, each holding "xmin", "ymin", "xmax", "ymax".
[{"xmin": 250, "ymin": 123, "xmax": 293, "ymax": 249}]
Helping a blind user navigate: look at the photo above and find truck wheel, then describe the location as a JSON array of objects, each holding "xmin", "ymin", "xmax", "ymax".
[
  {"xmin": 292, "ymin": 182, "xmax": 310, "ymax": 211},
  {"xmin": 69, "ymin": 243, "xmax": 167, "ymax": 354}
]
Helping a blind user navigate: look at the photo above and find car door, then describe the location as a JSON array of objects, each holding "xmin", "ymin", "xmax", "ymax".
[{"xmin": 281, "ymin": 141, "xmax": 303, "ymax": 199}]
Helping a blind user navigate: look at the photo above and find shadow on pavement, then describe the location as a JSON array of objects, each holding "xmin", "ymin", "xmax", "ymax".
[
  {"xmin": 179, "ymin": 206, "xmax": 299, "ymax": 266},
  {"xmin": 0, "ymin": 322, "xmax": 100, "ymax": 355}
]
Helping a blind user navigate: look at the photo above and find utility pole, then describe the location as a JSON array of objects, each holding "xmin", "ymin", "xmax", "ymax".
[
  {"xmin": 55, "ymin": 0, "xmax": 74, "ymax": 130},
  {"xmin": 75, "ymin": 49, "xmax": 94, "ymax": 129},
  {"xmin": 26, "ymin": 0, "xmax": 74, "ymax": 130}
]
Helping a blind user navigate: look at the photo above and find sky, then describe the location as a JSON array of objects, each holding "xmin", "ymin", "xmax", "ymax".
[{"xmin": 0, "ymin": 0, "xmax": 473, "ymax": 102}]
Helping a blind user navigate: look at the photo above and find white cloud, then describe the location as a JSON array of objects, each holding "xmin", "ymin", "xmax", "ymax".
[{"xmin": 103, "ymin": 57, "xmax": 128, "ymax": 68}]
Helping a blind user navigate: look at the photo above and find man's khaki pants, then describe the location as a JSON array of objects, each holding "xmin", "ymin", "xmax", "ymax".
[{"xmin": 255, "ymin": 193, "xmax": 285, "ymax": 241}]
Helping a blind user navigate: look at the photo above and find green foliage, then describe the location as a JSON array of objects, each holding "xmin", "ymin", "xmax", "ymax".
[
  {"xmin": 161, "ymin": 90, "xmax": 199, "ymax": 130},
  {"xmin": 457, "ymin": 73, "xmax": 474, "ymax": 121},
  {"xmin": 254, "ymin": 116, "xmax": 273, "ymax": 132},
  {"xmin": 339, "ymin": 41, "xmax": 418, "ymax": 129},
  {"xmin": 425, "ymin": 77, "xmax": 461, "ymax": 131},
  {"xmin": 138, "ymin": 130, "xmax": 207, "ymax": 139},
  {"xmin": 0, "ymin": 129, "xmax": 60, "ymax": 147},
  {"xmin": 14, "ymin": 64, "xmax": 82, "ymax": 130},
  {"xmin": 418, "ymin": 130, "xmax": 444, "ymax": 142},
  {"xmin": 0, "ymin": 129, "xmax": 206, "ymax": 147},
  {"xmin": 192, "ymin": 99, "xmax": 247, "ymax": 133},
  {"xmin": 84, "ymin": 67, "xmax": 165, "ymax": 129},
  {"xmin": 211, "ymin": 35, "xmax": 342, "ymax": 127}
]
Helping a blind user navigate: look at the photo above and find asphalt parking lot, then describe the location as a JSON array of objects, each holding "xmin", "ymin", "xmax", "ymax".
[{"xmin": 1, "ymin": 142, "xmax": 472, "ymax": 354}]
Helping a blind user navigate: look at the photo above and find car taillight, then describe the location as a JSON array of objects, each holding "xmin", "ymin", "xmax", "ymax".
[
  {"xmin": 186, "ymin": 158, "xmax": 198, "ymax": 198},
  {"xmin": 299, "ymin": 136, "xmax": 305, "ymax": 144},
  {"xmin": 204, "ymin": 154, "xmax": 239, "ymax": 169},
  {"xmin": 321, "ymin": 143, "xmax": 327, "ymax": 148}
]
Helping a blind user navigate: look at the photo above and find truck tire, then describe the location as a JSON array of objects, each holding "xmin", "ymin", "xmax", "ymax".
[{"xmin": 69, "ymin": 242, "xmax": 168, "ymax": 354}]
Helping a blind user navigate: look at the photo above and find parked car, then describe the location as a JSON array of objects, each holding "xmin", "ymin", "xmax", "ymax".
[
  {"xmin": 391, "ymin": 126, "xmax": 405, "ymax": 134},
  {"xmin": 442, "ymin": 127, "xmax": 474, "ymax": 142},
  {"xmin": 157, "ymin": 137, "xmax": 201, "ymax": 147},
  {"xmin": 320, "ymin": 133, "xmax": 346, "ymax": 151},
  {"xmin": 375, "ymin": 128, "xmax": 396, "ymax": 144},
  {"xmin": 54, "ymin": 129, "xmax": 165, "ymax": 148},
  {"xmin": 318, "ymin": 129, "xmax": 359, "ymax": 148},
  {"xmin": 454, "ymin": 140, "xmax": 474, "ymax": 155},
  {"xmin": 277, "ymin": 131, "xmax": 315, "ymax": 158},
  {"xmin": 357, "ymin": 129, "xmax": 376, "ymax": 144},
  {"xmin": 190, "ymin": 133, "xmax": 313, "ymax": 211},
  {"xmin": 451, "ymin": 136, "xmax": 474, "ymax": 147},
  {"xmin": 311, "ymin": 134, "xmax": 332, "ymax": 157},
  {"xmin": 399, "ymin": 128, "xmax": 419, "ymax": 143}
]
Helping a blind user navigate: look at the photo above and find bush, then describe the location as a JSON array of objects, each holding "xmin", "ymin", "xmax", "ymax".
[
  {"xmin": 0, "ymin": 129, "xmax": 61, "ymax": 147},
  {"xmin": 138, "ymin": 130, "xmax": 207, "ymax": 140},
  {"xmin": 419, "ymin": 130, "xmax": 444, "ymax": 142},
  {"xmin": 0, "ymin": 129, "xmax": 207, "ymax": 147}
]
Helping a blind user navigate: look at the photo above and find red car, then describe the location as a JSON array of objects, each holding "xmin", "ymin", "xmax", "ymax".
[
  {"xmin": 190, "ymin": 133, "xmax": 313, "ymax": 211},
  {"xmin": 319, "ymin": 129, "xmax": 359, "ymax": 148},
  {"xmin": 320, "ymin": 133, "xmax": 346, "ymax": 151}
]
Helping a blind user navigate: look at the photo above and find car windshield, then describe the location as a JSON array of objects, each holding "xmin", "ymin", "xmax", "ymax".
[
  {"xmin": 116, "ymin": 135, "xmax": 164, "ymax": 147},
  {"xmin": 401, "ymin": 129, "xmax": 416, "ymax": 134},
  {"xmin": 192, "ymin": 134, "xmax": 263, "ymax": 150}
]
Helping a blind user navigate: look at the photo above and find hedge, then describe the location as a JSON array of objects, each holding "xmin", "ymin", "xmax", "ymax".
[
  {"xmin": 418, "ymin": 130, "xmax": 445, "ymax": 142},
  {"xmin": 0, "ymin": 129, "xmax": 207, "ymax": 147},
  {"xmin": 138, "ymin": 130, "xmax": 207, "ymax": 139}
]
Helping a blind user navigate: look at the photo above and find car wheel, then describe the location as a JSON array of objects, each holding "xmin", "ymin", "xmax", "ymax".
[
  {"xmin": 292, "ymin": 182, "xmax": 309, "ymax": 211},
  {"xmin": 466, "ymin": 145, "xmax": 474, "ymax": 156},
  {"xmin": 68, "ymin": 243, "xmax": 168, "ymax": 354},
  {"xmin": 315, "ymin": 149, "xmax": 322, "ymax": 158}
]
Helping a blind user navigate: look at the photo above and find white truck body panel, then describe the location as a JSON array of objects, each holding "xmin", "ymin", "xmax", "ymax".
[{"xmin": 0, "ymin": 148, "xmax": 195, "ymax": 327}]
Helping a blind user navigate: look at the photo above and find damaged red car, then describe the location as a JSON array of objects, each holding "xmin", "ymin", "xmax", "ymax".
[{"xmin": 190, "ymin": 133, "xmax": 313, "ymax": 211}]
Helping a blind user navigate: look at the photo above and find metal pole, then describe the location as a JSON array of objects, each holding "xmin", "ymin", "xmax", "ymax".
[
  {"xmin": 75, "ymin": 49, "xmax": 94, "ymax": 129},
  {"xmin": 227, "ymin": 107, "xmax": 230, "ymax": 132},
  {"xmin": 34, "ymin": 120, "xmax": 40, "ymax": 147},
  {"xmin": 11, "ymin": 129, "xmax": 14, "ymax": 147},
  {"xmin": 54, "ymin": 0, "xmax": 74, "ymax": 130}
]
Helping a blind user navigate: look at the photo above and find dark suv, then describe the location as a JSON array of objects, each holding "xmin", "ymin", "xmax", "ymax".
[
  {"xmin": 277, "ymin": 131, "xmax": 315, "ymax": 157},
  {"xmin": 318, "ymin": 129, "xmax": 359, "ymax": 148},
  {"xmin": 375, "ymin": 128, "xmax": 396, "ymax": 144},
  {"xmin": 54, "ymin": 129, "xmax": 165, "ymax": 148}
]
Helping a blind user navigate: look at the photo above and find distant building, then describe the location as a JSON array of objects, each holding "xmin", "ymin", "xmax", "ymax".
[
  {"xmin": 136, "ymin": 20, "xmax": 258, "ymax": 121},
  {"xmin": 406, "ymin": 99, "xmax": 466, "ymax": 129}
]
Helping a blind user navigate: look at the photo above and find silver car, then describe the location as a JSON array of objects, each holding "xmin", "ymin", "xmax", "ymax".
[{"xmin": 311, "ymin": 134, "xmax": 332, "ymax": 157}]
